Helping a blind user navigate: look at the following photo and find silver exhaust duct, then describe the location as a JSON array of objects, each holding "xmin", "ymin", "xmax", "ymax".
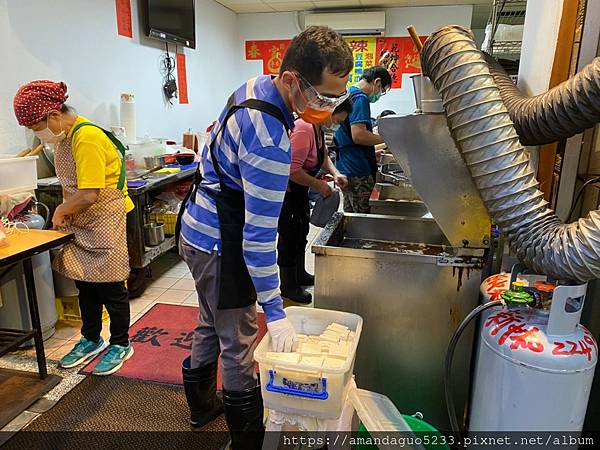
[
  {"xmin": 484, "ymin": 53, "xmax": 600, "ymax": 146},
  {"xmin": 420, "ymin": 25, "xmax": 600, "ymax": 282}
]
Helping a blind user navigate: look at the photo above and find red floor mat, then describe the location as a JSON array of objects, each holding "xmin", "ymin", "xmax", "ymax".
[{"xmin": 81, "ymin": 303, "xmax": 267, "ymax": 387}]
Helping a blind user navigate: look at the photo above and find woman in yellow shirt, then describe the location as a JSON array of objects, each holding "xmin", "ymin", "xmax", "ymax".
[{"xmin": 14, "ymin": 80, "xmax": 133, "ymax": 375}]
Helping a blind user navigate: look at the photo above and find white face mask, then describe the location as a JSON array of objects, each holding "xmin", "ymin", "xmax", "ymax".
[
  {"xmin": 34, "ymin": 119, "xmax": 65, "ymax": 144},
  {"xmin": 324, "ymin": 123, "xmax": 340, "ymax": 133}
]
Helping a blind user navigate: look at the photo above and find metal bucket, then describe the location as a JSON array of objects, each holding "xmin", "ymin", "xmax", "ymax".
[
  {"xmin": 144, "ymin": 223, "xmax": 165, "ymax": 246},
  {"xmin": 410, "ymin": 74, "xmax": 444, "ymax": 113}
]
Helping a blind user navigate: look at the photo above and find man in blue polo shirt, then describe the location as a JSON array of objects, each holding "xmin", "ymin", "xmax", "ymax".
[
  {"xmin": 176, "ymin": 26, "xmax": 353, "ymax": 449},
  {"xmin": 335, "ymin": 66, "xmax": 392, "ymax": 213}
]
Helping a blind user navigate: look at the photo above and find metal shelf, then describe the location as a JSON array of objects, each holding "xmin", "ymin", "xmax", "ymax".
[
  {"xmin": 492, "ymin": 40, "xmax": 524, "ymax": 56},
  {"xmin": 486, "ymin": 0, "xmax": 527, "ymax": 59},
  {"xmin": 0, "ymin": 328, "xmax": 36, "ymax": 357}
]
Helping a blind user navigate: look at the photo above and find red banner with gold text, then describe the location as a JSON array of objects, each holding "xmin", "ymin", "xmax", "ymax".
[
  {"xmin": 245, "ymin": 36, "xmax": 428, "ymax": 89},
  {"xmin": 375, "ymin": 36, "xmax": 427, "ymax": 88},
  {"xmin": 245, "ymin": 40, "xmax": 291, "ymax": 75}
]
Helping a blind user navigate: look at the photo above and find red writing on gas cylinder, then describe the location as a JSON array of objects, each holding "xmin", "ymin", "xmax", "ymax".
[
  {"xmin": 498, "ymin": 325, "xmax": 544, "ymax": 353},
  {"xmin": 485, "ymin": 311, "xmax": 525, "ymax": 336},
  {"xmin": 486, "ymin": 311, "xmax": 544, "ymax": 353},
  {"xmin": 553, "ymin": 340, "xmax": 594, "ymax": 361}
]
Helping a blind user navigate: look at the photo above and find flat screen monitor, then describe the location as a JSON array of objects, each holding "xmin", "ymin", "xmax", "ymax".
[{"xmin": 145, "ymin": 0, "xmax": 195, "ymax": 49}]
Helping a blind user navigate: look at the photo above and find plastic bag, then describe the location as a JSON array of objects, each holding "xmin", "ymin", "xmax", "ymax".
[{"xmin": 0, "ymin": 221, "xmax": 8, "ymax": 247}]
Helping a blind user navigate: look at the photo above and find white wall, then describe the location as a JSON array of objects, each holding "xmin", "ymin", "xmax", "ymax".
[
  {"xmin": 0, "ymin": 0, "xmax": 238, "ymax": 154},
  {"xmin": 518, "ymin": 0, "xmax": 564, "ymax": 95},
  {"xmin": 1, "ymin": 2, "xmax": 475, "ymax": 155},
  {"xmin": 237, "ymin": 12, "xmax": 301, "ymax": 82},
  {"xmin": 236, "ymin": 6, "xmax": 473, "ymax": 117},
  {"xmin": 516, "ymin": 0, "xmax": 564, "ymax": 176}
]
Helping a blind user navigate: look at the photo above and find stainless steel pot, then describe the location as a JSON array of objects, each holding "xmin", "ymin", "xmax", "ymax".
[
  {"xmin": 410, "ymin": 74, "xmax": 444, "ymax": 113},
  {"xmin": 144, "ymin": 223, "xmax": 165, "ymax": 247},
  {"xmin": 144, "ymin": 155, "xmax": 163, "ymax": 170}
]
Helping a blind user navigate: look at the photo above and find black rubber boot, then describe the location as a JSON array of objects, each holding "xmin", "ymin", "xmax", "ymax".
[
  {"xmin": 296, "ymin": 253, "xmax": 315, "ymax": 286},
  {"xmin": 181, "ymin": 356, "xmax": 224, "ymax": 430},
  {"xmin": 222, "ymin": 385, "xmax": 265, "ymax": 450},
  {"xmin": 280, "ymin": 266, "xmax": 312, "ymax": 304}
]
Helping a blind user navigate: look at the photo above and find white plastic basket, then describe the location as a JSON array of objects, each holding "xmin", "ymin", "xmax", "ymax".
[
  {"xmin": 0, "ymin": 154, "xmax": 39, "ymax": 194},
  {"xmin": 254, "ymin": 307, "xmax": 363, "ymax": 419}
]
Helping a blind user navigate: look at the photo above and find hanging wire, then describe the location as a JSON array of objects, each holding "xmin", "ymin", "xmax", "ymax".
[
  {"xmin": 160, "ymin": 41, "xmax": 177, "ymax": 104},
  {"xmin": 568, "ymin": 177, "xmax": 600, "ymax": 221}
]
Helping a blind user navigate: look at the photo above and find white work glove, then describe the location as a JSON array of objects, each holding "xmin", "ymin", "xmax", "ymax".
[{"xmin": 267, "ymin": 317, "xmax": 298, "ymax": 353}]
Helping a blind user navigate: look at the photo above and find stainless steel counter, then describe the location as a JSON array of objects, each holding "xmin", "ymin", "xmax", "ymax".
[{"xmin": 312, "ymin": 213, "xmax": 486, "ymax": 431}]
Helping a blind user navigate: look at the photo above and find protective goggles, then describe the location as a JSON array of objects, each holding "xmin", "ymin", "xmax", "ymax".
[{"xmin": 294, "ymin": 73, "xmax": 350, "ymax": 112}]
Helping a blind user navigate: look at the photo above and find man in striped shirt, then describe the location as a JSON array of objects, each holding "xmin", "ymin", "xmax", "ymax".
[{"xmin": 178, "ymin": 26, "xmax": 353, "ymax": 447}]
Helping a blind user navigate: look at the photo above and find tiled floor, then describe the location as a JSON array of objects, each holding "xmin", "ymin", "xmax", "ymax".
[{"xmin": 4, "ymin": 224, "xmax": 321, "ymax": 363}]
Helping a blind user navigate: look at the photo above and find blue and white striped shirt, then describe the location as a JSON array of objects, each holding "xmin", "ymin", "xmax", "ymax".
[{"xmin": 180, "ymin": 76, "xmax": 294, "ymax": 308}]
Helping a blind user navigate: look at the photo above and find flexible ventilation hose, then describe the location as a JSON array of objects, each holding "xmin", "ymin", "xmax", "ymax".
[
  {"xmin": 484, "ymin": 53, "xmax": 600, "ymax": 146},
  {"xmin": 421, "ymin": 25, "xmax": 600, "ymax": 283}
]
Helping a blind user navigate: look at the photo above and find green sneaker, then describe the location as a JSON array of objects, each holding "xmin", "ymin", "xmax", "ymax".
[
  {"xmin": 92, "ymin": 343, "xmax": 134, "ymax": 376},
  {"xmin": 59, "ymin": 337, "xmax": 107, "ymax": 369}
]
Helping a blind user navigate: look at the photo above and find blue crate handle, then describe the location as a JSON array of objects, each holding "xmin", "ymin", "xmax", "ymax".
[{"xmin": 266, "ymin": 369, "xmax": 329, "ymax": 400}]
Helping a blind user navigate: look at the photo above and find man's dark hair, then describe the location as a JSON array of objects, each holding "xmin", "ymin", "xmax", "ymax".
[
  {"xmin": 280, "ymin": 26, "xmax": 353, "ymax": 86},
  {"xmin": 333, "ymin": 98, "xmax": 353, "ymax": 117},
  {"xmin": 361, "ymin": 66, "xmax": 392, "ymax": 89},
  {"xmin": 378, "ymin": 109, "xmax": 396, "ymax": 118}
]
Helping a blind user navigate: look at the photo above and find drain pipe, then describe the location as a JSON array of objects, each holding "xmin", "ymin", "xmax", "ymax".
[{"xmin": 420, "ymin": 25, "xmax": 600, "ymax": 283}]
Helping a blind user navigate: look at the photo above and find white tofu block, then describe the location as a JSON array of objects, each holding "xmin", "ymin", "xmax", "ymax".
[
  {"xmin": 299, "ymin": 342, "xmax": 321, "ymax": 354},
  {"xmin": 301, "ymin": 355, "xmax": 324, "ymax": 367},
  {"xmin": 266, "ymin": 352, "xmax": 301, "ymax": 364},
  {"xmin": 328, "ymin": 344, "xmax": 349, "ymax": 358},
  {"xmin": 327, "ymin": 323, "xmax": 349, "ymax": 333},
  {"xmin": 323, "ymin": 357, "xmax": 346, "ymax": 369},
  {"xmin": 323, "ymin": 328, "xmax": 343, "ymax": 336},
  {"xmin": 320, "ymin": 333, "xmax": 340, "ymax": 343},
  {"xmin": 338, "ymin": 329, "xmax": 351, "ymax": 341}
]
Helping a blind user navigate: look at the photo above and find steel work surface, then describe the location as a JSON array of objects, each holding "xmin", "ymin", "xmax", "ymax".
[{"xmin": 312, "ymin": 213, "xmax": 484, "ymax": 431}]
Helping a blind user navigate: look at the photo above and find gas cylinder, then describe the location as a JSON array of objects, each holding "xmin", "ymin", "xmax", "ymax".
[{"xmin": 469, "ymin": 281, "xmax": 597, "ymax": 431}]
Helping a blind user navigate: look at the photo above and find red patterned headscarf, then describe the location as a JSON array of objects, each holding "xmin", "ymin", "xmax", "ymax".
[{"xmin": 13, "ymin": 80, "xmax": 69, "ymax": 126}]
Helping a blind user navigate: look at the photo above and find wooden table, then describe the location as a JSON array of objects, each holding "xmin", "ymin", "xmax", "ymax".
[{"xmin": 0, "ymin": 230, "xmax": 73, "ymax": 429}]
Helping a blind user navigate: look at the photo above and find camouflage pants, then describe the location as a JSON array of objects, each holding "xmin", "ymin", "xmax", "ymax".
[{"xmin": 343, "ymin": 175, "xmax": 375, "ymax": 213}]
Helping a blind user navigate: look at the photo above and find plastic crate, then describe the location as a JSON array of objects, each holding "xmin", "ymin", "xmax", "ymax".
[
  {"xmin": 149, "ymin": 212, "xmax": 178, "ymax": 235},
  {"xmin": 254, "ymin": 307, "xmax": 363, "ymax": 419},
  {"xmin": 0, "ymin": 154, "xmax": 38, "ymax": 194},
  {"xmin": 55, "ymin": 296, "xmax": 109, "ymax": 323}
]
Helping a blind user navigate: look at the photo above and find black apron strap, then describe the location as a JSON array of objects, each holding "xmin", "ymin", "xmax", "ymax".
[
  {"xmin": 175, "ymin": 94, "xmax": 291, "ymax": 311},
  {"xmin": 289, "ymin": 124, "xmax": 326, "ymax": 195},
  {"xmin": 175, "ymin": 94, "xmax": 235, "ymax": 248},
  {"xmin": 207, "ymin": 98, "xmax": 290, "ymax": 185},
  {"xmin": 314, "ymin": 124, "xmax": 325, "ymax": 171}
]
